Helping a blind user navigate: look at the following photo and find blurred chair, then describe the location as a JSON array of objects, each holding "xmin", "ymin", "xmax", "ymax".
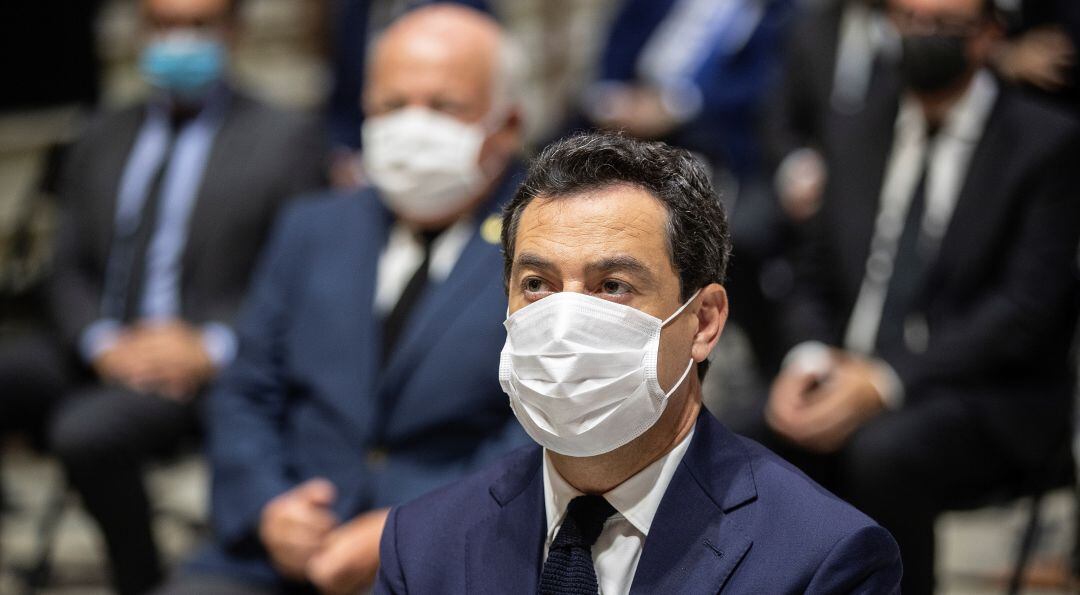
[{"xmin": 7, "ymin": 444, "xmax": 210, "ymax": 595}]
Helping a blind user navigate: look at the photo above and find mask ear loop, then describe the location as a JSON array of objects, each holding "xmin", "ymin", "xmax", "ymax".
[
  {"xmin": 659, "ymin": 288, "xmax": 702, "ymax": 395},
  {"xmin": 663, "ymin": 358, "xmax": 695, "ymax": 398},
  {"xmin": 661, "ymin": 288, "xmax": 702, "ymax": 327}
]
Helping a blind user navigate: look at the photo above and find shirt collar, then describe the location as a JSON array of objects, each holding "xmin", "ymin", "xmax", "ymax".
[
  {"xmin": 543, "ymin": 426, "xmax": 695, "ymax": 544},
  {"xmin": 895, "ymin": 68, "xmax": 998, "ymax": 144},
  {"xmin": 146, "ymin": 82, "xmax": 231, "ymax": 132},
  {"xmin": 385, "ymin": 216, "xmax": 474, "ymax": 281}
]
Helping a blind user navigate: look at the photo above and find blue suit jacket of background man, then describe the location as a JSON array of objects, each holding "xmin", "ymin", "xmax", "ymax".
[{"xmin": 188, "ymin": 167, "xmax": 529, "ymax": 587}]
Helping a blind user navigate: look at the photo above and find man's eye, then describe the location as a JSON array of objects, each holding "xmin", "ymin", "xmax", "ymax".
[
  {"xmin": 430, "ymin": 99, "xmax": 466, "ymax": 116},
  {"xmin": 523, "ymin": 277, "xmax": 548, "ymax": 293},
  {"xmin": 601, "ymin": 280, "xmax": 630, "ymax": 295},
  {"xmin": 375, "ymin": 100, "xmax": 406, "ymax": 115}
]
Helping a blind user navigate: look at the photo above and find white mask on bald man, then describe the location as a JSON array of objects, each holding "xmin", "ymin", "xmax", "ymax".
[{"xmin": 363, "ymin": 107, "xmax": 497, "ymax": 221}]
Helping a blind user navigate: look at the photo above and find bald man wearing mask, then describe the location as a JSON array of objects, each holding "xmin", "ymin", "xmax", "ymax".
[{"xmin": 164, "ymin": 5, "xmax": 529, "ymax": 594}]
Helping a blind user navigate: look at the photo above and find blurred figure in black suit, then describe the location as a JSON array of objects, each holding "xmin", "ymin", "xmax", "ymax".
[
  {"xmin": 14, "ymin": 0, "xmax": 326, "ymax": 592},
  {"xmin": 737, "ymin": 0, "xmax": 1080, "ymax": 591}
]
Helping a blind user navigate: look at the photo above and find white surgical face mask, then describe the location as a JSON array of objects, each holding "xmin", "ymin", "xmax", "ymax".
[
  {"xmin": 499, "ymin": 289, "xmax": 700, "ymax": 457},
  {"xmin": 362, "ymin": 107, "xmax": 491, "ymax": 222}
]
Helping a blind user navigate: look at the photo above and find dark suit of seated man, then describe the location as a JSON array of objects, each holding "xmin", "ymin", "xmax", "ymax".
[
  {"xmin": 38, "ymin": 1, "xmax": 325, "ymax": 593},
  {"xmin": 375, "ymin": 133, "xmax": 903, "ymax": 594},
  {"xmin": 162, "ymin": 5, "xmax": 530, "ymax": 595},
  {"xmin": 735, "ymin": 0, "xmax": 1080, "ymax": 592}
]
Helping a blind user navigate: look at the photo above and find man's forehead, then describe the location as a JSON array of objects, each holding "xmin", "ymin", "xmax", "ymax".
[
  {"xmin": 370, "ymin": 9, "xmax": 499, "ymax": 81},
  {"xmin": 514, "ymin": 186, "xmax": 672, "ymax": 266},
  {"xmin": 368, "ymin": 26, "xmax": 494, "ymax": 103},
  {"xmin": 375, "ymin": 32, "xmax": 492, "ymax": 72}
]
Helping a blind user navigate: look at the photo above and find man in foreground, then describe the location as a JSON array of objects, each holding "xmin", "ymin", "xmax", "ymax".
[{"xmin": 376, "ymin": 132, "xmax": 902, "ymax": 593}]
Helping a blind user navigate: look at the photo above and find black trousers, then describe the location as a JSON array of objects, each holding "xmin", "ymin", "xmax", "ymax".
[
  {"xmin": 48, "ymin": 384, "xmax": 200, "ymax": 595},
  {"xmin": 730, "ymin": 395, "xmax": 1032, "ymax": 595},
  {"xmin": 153, "ymin": 573, "xmax": 281, "ymax": 595},
  {"xmin": 0, "ymin": 330, "xmax": 68, "ymax": 442}
]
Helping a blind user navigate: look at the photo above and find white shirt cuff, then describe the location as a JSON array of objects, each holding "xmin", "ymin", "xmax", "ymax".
[
  {"xmin": 774, "ymin": 147, "xmax": 825, "ymax": 201},
  {"xmin": 201, "ymin": 322, "xmax": 238, "ymax": 369},
  {"xmin": 78, "ymin": 319, "xmax": 123, "ymax": 364},
  {"xmin": 658, "ymin": 79, "xmax": 704, "ymax": 124},
  {"xmin": 867, "ymin": 358, "xmax": 905, "ymax": 409},
  {"xmin": 782, "ymin": 341, "xmax": 836, "ymax": 379}
]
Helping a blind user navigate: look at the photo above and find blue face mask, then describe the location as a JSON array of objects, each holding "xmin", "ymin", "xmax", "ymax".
[{"xmin": 140, "ymin": 31, "xmax": 226, "ymax": 98}]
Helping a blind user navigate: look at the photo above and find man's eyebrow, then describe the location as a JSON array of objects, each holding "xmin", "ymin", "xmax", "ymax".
[
  {"xmin": 585, "ymin": 255, "xmax": 656, "ymax": 283},
  {"xmin": 515, "ymin": 252, "xmax": 557, "ymax": 273}
]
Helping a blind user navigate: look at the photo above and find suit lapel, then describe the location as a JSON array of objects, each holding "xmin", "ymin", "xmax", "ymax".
[
  {"xmin": 829, "ymin": 75, "xmax": 899, "ymax": 297},
  {"xmin": 333, "ymin": 194, "xmax": 391, "ymax": 434},
  {"xmin": 462, "ymin": 412, "xmax": 759, "ymax": 593},
  {"xmin": 376, "ymin": 165, "xmax": 523, "ymax": 396},
  {"xmin": 91, "ymin": 107, "xmax": 148, "ymax": 268},
  {"xmin": 925, "ymin": 92, "xmax": 1013, "ymax": 297},
  {"xmin": 376, "ymin": 222, "xmax": 496, "ymax": 391},
  {"xmin": 281, "ymin": 191, "xmax": 388, "ymax": 442},
  {"xmin": 466, "ymin": 448, "xmax": 547, "ymax": 593},
  {"xmin": 630, "ymin": 412, "xmax": 757, "ymax": 594},
  {"xmin": 181, "ymin": 93, "xmax": 242, "ymax": 277}
]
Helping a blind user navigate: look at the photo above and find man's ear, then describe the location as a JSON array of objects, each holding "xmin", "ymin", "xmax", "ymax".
[
  {"xmin": 691, "ymin": 283, "xmax": 727, "ymax": 364},
  {"xmin": 972, "ymin": 15, "xmax": 1004, "ymax": 65},
  {"xmin": 491, "ymin": 107, "xmax": 523, "ymax": 154}
]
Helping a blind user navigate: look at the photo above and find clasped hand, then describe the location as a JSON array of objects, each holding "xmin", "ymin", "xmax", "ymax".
[
  {"xmin": 93, "ymin": 320, "xmax": 215, "ymax": 400},
  {"xmin": 259, "ymin": 479, "xmax": 389, "ymax": 594},
  {"xmin": 766, "ymin": 349, "xmax": 887, "ymax": 453}
]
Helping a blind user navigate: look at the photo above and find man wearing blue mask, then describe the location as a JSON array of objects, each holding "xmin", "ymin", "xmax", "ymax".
[
  {"xmin": 159, "ymin": 5, "xmax": 529, "ymax": 595},
  {"xmin": 140, "ymin": 5, "xmax": 230, "ymax": 104},
  {"xmin": 375, "ymin": 132, "xmax": 903, "ymax": 594},
  {"xmin": 43, "ymin": 0, "xmax": 325, "ymax": 593}
]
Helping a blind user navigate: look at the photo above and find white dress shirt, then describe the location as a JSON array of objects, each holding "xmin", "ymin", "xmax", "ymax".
[
  {"xmin": 785, "ymin": 70, "xmax": 999, "ymax": 408},
  {"xmin": 843, "ymin": 70, "xmax": 998, "ymax": 358},
  {"xmin": 80, "ymin": 95, "xmax": 235, "ymax": 367},
  {"xmin": 373, "ymin": 216, "xmax": 474, "ymax": 315},
  {"xmin": 541, "ymin": 427, "xmax": 695, "ymax": 595}
]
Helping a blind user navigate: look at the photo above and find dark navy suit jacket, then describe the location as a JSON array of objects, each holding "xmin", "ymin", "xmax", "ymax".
[
  {"xmin": 376, "ymin": 410, "xmax": 902, "ymax": 593},
  {"xmin": 188, "ymin": 168, "xmax": 528, "ymax": 586}
]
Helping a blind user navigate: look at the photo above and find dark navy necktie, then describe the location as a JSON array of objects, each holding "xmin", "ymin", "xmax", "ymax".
[
  {"xmin": 876, "ymin": 146, "xmax": 932, "ymax": 360},
  {"xmin": 381, "ymin": 227, "xmax": 444, "ymax": 360},
  {"xmin": 102, "ymin": 132, "xmax": 176, "ymax": 322},
  {"xmin": 538, "ymin": 494, "xmax": 617, "ymax": 595}
]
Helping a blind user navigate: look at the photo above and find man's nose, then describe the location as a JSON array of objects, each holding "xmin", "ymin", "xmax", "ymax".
[{"xmin": 559, "ymin": 281, "xmax": 589, "ymax": 294}]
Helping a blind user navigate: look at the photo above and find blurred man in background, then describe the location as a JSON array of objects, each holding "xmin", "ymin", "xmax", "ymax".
[
  {"xmin": 580, "ymin": 0, "xmax": 798, "ymax": 379},
  {"xmin": 165, "ymin": 5, "xmax": 527, "ymax": 593},
  {"xmin": 739, "ymin": 0, "xmax": 1080, "ymax": 591},
  {"xmin": 581, "ymin": 0, "xmax": 792, "ymax": 179},
  {"xmin": 39, "ymin": 0, "xmax": 325, "ymax": 592},
  {"xmin": 763, "ymin": 0, "xmax": 899, "ymax": 226},
  {"xmin": 992, "ymin": 0, "xmax": 1079, "ymax": 114},
  {"xmin": 323, "ymin": 0, "xmax": 489, "ymax": 189}
]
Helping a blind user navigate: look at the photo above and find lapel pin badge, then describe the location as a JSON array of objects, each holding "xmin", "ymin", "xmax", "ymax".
[{"xmin": 481, "ymin": 214, "xmax": 502, "ymax": 245}]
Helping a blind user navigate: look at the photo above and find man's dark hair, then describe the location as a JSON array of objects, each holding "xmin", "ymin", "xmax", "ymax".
[
  {"xmin": 501, "ymin": 133, "xmax": 731, "ymax": 379},
  {"xmin": 502, "ymin": 132, "xmax": 731, "ymax": 301}
]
